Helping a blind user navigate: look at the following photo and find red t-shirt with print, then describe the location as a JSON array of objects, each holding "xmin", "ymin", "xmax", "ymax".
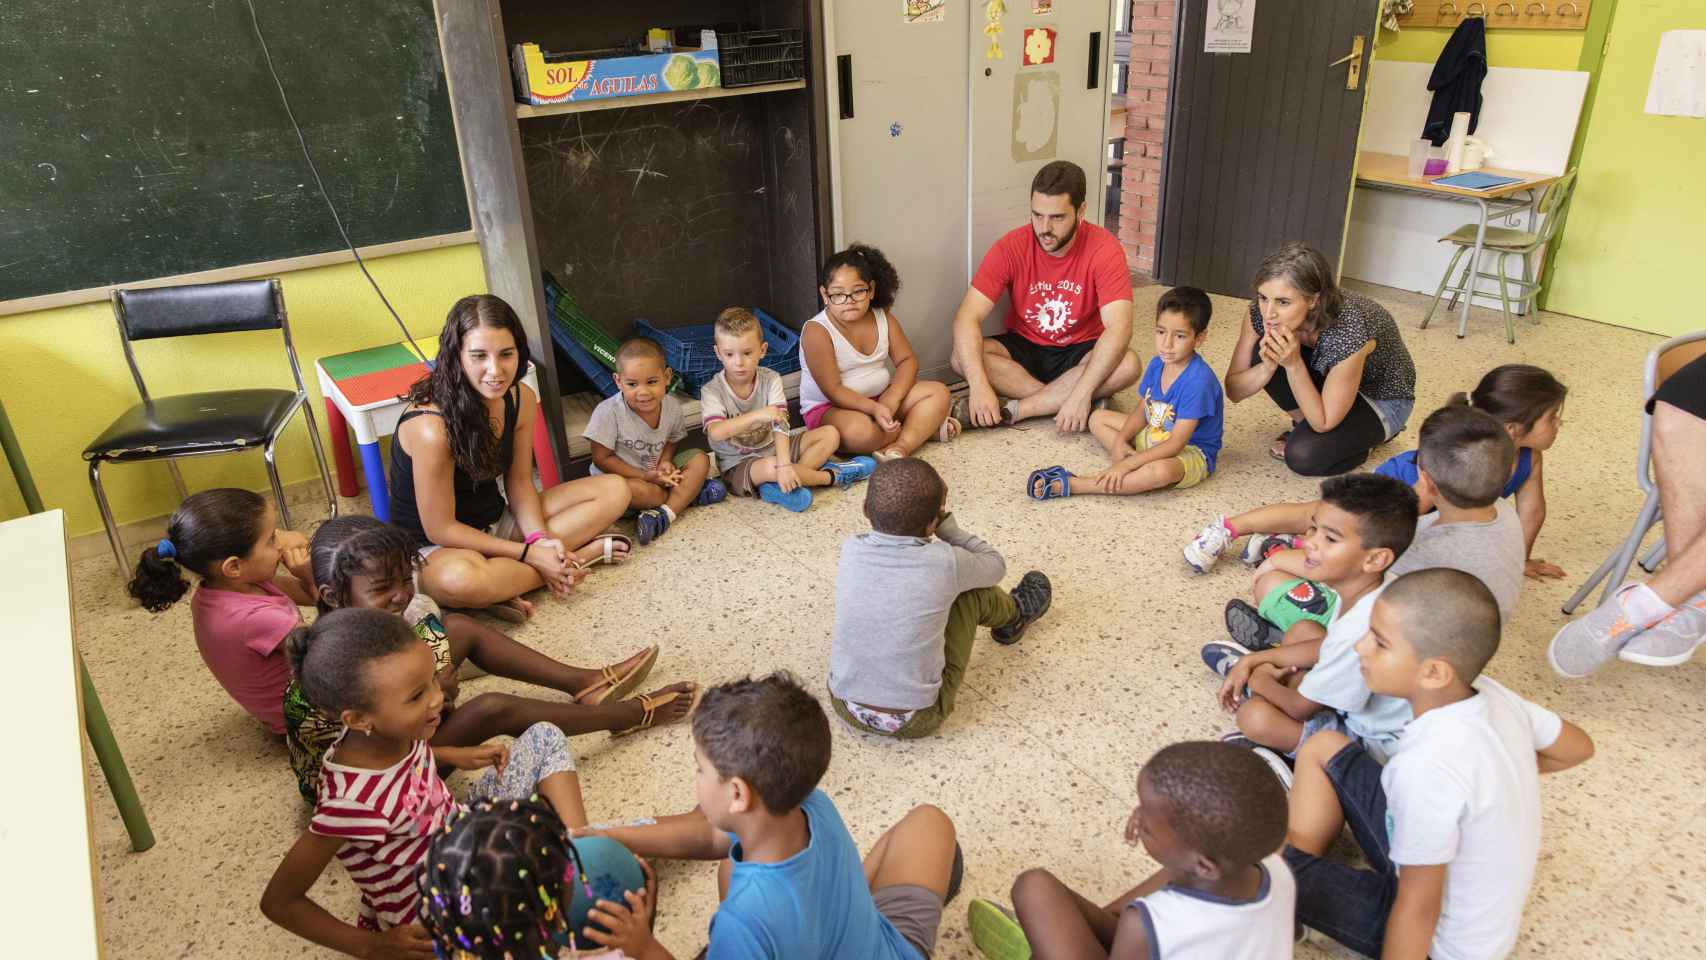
[{"xmin": 970, "ymin": 221, "xmax": 1131, "ymax": 347}]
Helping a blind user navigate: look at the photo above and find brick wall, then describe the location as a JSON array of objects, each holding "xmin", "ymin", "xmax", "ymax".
[{"xmin": 1117, "ymin": 2, "xmax": 1176, "ymax": 282}]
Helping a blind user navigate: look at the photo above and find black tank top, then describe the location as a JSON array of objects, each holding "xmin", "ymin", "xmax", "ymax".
[{"xmin": 388, "ymin": 387, "xmax": 519, "ymax": 546}]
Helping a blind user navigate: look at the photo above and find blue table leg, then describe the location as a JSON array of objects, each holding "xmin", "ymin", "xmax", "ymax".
[{"xmin": 358, "ymin": 441, "xmax": 391, "ymax": 522}]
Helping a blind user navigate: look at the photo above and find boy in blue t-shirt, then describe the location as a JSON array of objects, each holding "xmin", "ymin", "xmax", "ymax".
[
  {"xmin": 1026, "ymin": 286, "xmax": 1223, "ymax": 500},
  {"xmin": 567, "ymin": 674, "xmax": 963, "ymax": 960}
]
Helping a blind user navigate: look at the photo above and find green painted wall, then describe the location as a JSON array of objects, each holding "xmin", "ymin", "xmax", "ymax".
[
  {"xmin": 1375, "ymin": 22, "xmax": 1584, "ymax": 68},
  {"xmin": 1545, "ymin": 0, "xmax": 1705, "ymax": 334}
]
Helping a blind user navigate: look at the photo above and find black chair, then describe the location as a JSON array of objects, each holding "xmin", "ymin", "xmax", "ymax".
[{"xmin": 83, "ymin": 279, "xmax": 337, "ymax": 570}]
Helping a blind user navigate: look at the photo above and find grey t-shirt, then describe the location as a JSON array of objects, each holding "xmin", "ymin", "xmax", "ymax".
[
  {"xmin": 1389, "ymin": 498, "xmax": 1526, "ymax": 624},
  {"xmin": 583, "ymin": 393, "xmax": 688, "ymax": 474},
  {"xmin": 827, "ymin": 516, "xmax": 1007, "ymax": 711},
  {"xmin": 700, "ymin": 368, "xmax": 788, "ymax": 469}
]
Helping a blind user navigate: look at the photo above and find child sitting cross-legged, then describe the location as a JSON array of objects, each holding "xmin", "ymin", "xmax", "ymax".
[
  {"xmin": 1027, "ymin": 286, "xmax": 1223, "ymax": 500},
  {"xmin": 282, "ymin": 515, "xmax": 698, "ymax": 803},
  {"xmin": 1200, "ymin": 474, "xmax": 1419, "ymax": 769},
  {"xmin": 261, "ymin": 608, "xmax": 593, "ymax": 958},
  {"xmin": 829, "ymin": 457, "xmax": 1053, "ymax": 738},
  {"xmin": 586, "ymin": 337, "xmax": 727, "ymax": 546},
  {"xmin": 1283, "ymin": 569, "xmax": 1594, "ymax": 958},
  {"xmin": 700, "ymin": 306, "xmax": 876, "ymax": 512},
  {"xmin": 568, "ymin": 672, "xmax": 967, "ymax": 960},
  {"xmin": 967, "ymin": 740, "xmax": 1295, "ymax": 960}
]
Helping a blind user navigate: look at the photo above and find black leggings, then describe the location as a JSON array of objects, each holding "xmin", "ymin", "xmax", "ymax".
[{"xmin": 1256, "ymin": 344, "xmax": 1389, "ymax": 476}]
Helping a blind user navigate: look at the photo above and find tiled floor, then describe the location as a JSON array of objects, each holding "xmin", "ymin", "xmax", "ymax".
[{"xmin": 77, "ymin": 283, "xmax": 1699, "ymax": 958}]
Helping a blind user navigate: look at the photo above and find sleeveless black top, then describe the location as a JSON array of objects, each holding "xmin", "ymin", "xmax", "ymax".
[{"xmin": 388, "ymin": 387, "xmax": 519, "ymax": 546}]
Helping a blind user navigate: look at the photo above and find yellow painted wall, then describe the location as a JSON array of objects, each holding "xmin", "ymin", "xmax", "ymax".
[
  {"xmin": 1375, "ymin": 23, "xmax": 1584, "ymax": 68},
  {"xmin": 0, "ymin": 244, "xmax": 487, "ymax": 536},
  {"xmin": 1546, "ymin": 0, "xmax": 1705, "ymax": 334}
]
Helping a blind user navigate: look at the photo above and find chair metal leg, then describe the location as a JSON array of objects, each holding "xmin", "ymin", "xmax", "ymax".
[
  {"xmin": 263, "ymin": 442, "xmax": 293, "ymax": 532},
  {"xmin": 81, "ymin": 656, "xmax": 155, "ymax": 852},
  {"xmin": 1521, "ymin": 251, "xmax": 1541, "ymax": 324},
  {"xmin": 1600, "ymin": 498, "xmax": 1663, "ymax": 608},
  {"xmin": 1563, "ymin": 545, "xmax": 1623, "ymax": 614},
  {"xmin": 1446, "ymin": 252, "xmax": 1473, "ymax": 312},
  {"xmin": 1640, "ymin": 536, "xmax": 1667, "ymax": 574},
  {"xmin": 1422, "ymin": 246, "xmax": 1466, "ymax": 330},
  {"xmin": 1496, "ymin": 252, "xmax": 1515, "ymax": 344},
  {"xmin": 297, "ymin": 402, "xmax": 339, "ymax": 521},
  {"xmin": 0, "ymin": 396, "xmax": 45, "ymax": 514},
  {"xmin": 1563, "ymin": 493, "xmax": 1660, "ymax": 614},
  {"xmin": 166, "ymin": 460, "xmax": 189, "ymax": 502},
  {"xmin": 87, "ymin": 460, "xmax": 128, "ymax": 572}
]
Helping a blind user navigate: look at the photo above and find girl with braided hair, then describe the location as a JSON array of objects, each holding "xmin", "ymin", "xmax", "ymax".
[
  {"xmin": 261, "ymin": 608, "xmax": 590, "ymax": 959},
  {"xmin": 282, "ymin": 515, "xmax": 697, "ymax": 804}
]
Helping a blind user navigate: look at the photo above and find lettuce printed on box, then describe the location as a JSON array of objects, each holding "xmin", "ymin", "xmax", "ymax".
[{"xmin": 512, "ymin": 43, "xmax": 722, "ymax": 105}]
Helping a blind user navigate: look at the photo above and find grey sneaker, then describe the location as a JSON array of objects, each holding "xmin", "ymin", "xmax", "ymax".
[
  {"xmin": 993, "ymin": 571, "xmax": 1052, "ymax": 645},
  {"xmin": 1548, "ymin": 585, "xmax": 1661, "ymax": 678},
  {"xmin": 1184, "ymin": 516, "xmax": 1235, "ymax": 574},
  {"xmin": 1619, "ymin": 592, "xmax": 1706, "ymax": 667}
]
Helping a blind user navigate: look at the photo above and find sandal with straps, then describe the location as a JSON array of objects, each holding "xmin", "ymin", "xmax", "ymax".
[
  {"xmin": 611, "ymin": 682, "xmax": 702, "ymax": 738},
  {"xmin": 1026, "ymin": 465, "xmax": 1073, "ymax": 501},
  {"xmin": 581, "ymin": 533, "xmax": 633, "ymax": 567},
  {"xmin": 573, "ymin": 645, "xmax": 659, "ymax": 706}
]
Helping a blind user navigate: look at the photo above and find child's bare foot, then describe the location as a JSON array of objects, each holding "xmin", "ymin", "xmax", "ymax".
[
  {"xmin": 572, "ymin": 645, "xmax": 660, "ymax": 705},
  {"xmin": 876, "ymin": 445, "xmax": 907, "ymax": 461},
  {"xmin": 611, "ymin": 681, "xmax": 701, "ymax": 737}
]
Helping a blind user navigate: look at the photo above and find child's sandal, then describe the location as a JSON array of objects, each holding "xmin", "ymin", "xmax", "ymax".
[
  {"xmin": 1026, "ymin": 465, "xmax": 1072, "ymax": 501},
  {"xmin": 573, "ymin": 645, "xmax": 660, "ymax": 705},
  {"xmin": 611, "ymin": 682, "xmax": 702, "ymax": 738}
]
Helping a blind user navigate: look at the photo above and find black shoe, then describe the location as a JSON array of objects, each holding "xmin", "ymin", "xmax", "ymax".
[
  {"xmin": 992, "ymin": 571, "xmax": 1052, "ymax": 645},
  {"xmin": 946, "ymin": 841, "xmax": 965, "ymax": 905},
  {"xmin": 1225, "ymin": 599, "xmax": 1284, "ymax": 651}
]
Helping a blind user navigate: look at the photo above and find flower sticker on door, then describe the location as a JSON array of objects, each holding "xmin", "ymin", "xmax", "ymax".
[{"xmin": 1023, "ymin": 27, "xmax": 1056, "ymax": 65}]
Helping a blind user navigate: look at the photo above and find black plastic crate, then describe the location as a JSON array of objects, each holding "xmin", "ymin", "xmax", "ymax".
[{"xmin": 718, "ymin": 28, "xmax": 805, "ymax": 87}]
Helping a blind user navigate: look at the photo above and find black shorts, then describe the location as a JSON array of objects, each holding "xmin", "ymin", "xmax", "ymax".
[
  {"xmin": 1648, "ymin": 352, "xmax": 1706, "ymax": 419},
  {"xmin": 992, "ymin": 332, "xmax": 1096, "ymax": 385}
]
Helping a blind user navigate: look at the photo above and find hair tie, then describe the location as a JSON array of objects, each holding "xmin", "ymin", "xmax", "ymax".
[{"xmin": 156, "ymin": 538, "xmax": 177, "ymax": 560}]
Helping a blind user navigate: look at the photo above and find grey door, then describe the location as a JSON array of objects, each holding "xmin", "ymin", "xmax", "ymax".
[{"xmin": 1154, "ymin": 0, "xmax": 1378, "ymax": 296}]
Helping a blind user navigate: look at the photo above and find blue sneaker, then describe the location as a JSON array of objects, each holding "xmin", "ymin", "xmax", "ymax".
[
  {"xmin": 636, "ymin": 508, "xmax": 671, "ymax": 546},
  {"xmin": 758, "ymin": 482, "xmax": 813, "ymax": 513},
  {"xmin": 1200, "ymin": 640, "xmax": 1251, "ymax": 678},
  {"xmin": 695, "ymin": 478, "xmax": 728, "ymax": 506},
  {"xmin": 823, "ymin": 455, "xmax": 878, "ymax": 489}
]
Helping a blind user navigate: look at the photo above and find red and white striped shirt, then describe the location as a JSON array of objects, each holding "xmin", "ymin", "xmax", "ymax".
[{"xmin": 310, "ymin": 739, "xmax": 458, "ymax": 928}]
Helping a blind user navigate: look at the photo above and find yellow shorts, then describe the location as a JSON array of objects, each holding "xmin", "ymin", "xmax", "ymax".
[{"xmin": 1136, "ymin": 430, "xmax": 1211, "ymax": 489}]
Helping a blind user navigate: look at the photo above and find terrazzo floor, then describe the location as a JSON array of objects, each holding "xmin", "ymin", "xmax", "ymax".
[{"xmin": 74, "ymin": 282, "xmax": 1700, "ymax": 959}]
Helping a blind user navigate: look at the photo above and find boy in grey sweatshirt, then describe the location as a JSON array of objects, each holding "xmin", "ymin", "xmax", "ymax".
[{"xmin": 828, "ymin": 458, "xmax": 1052, "ymax": 738}]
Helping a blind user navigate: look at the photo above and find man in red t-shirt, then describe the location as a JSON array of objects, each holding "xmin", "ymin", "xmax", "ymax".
[{"xmin": 949, "ymin": 160, "xmax": 1140, "ymax": 433}]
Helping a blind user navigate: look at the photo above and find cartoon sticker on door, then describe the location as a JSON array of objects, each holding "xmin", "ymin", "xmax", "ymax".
[{"xmin": 1011, "ymin": 70, "xmax": 1060, "ymax": 161}]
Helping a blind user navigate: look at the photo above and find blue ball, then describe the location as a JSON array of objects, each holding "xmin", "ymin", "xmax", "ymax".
[{"xmin": 565, "ymin": 836, "xmax": 646, "ymax": 936}]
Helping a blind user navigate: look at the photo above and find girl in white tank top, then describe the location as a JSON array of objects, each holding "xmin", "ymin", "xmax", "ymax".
[{"xmin": 799, "ymin": 244, "xmax": 957, "ymax": 458}]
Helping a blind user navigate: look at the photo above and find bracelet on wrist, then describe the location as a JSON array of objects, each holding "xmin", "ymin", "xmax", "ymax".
[{"xmin": 518, "ymin": 541, "xmax": 532, "ymax": 563}]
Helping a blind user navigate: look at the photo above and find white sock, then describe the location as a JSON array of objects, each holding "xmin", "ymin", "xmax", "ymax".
[
  {"xmin": 1004, "ymin": 399, "xmax": 1020, "ymax": 422},
  {"xmin": 661, "ymin": 505, "xmax": 676, "ymax": 523},
  {"xmin": 1618, "ymin": 583, "xmax": 1674, "ymax": 627}
]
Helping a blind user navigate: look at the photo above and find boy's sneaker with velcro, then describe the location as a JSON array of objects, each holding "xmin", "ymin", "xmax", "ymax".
[
  {"xmin": 992, "ymin": 571, "xmax": 1052, "ymax": 645},
  {"xmin": 1241, "ymin": 533, "xmax": 1299, "ymax": 567},
  {"xmin": 694, "ymin": 478, "xmax": 728, "ymax": 506},
  {"xmin": 1183, "ymin": 516, "xmax": 1235, "ymax": 574},
  {"xmin": 1200, "ymin": 640, "xmax": 1251, "ymax": 678},
  {"xmin": 823, "ymin": 455, "xmax": 878, "ymax": 489}
]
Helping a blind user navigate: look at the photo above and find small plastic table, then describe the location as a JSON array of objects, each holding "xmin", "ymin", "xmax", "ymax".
[{"xmin": 315, "ymin": 340, "xmax": 562, "ymax": 522}]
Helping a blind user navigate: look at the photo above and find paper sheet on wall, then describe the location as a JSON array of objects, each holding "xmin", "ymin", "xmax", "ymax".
[
  {"xmin": 905, "ymin": 0, "xmax": 946, "ymax": 23},
  {"xmin": 1645, "ymin": 30, "xmax": 1706, "ymax": 118},
  {"xmin": 1205, "ymin": 0, "xmax": 1256, "ymax": 54}
]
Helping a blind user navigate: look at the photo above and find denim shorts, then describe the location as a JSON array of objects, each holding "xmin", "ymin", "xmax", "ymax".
[{"xmin": 1364, "ymin": 395, "xmax": 1414, "ymax": 442}]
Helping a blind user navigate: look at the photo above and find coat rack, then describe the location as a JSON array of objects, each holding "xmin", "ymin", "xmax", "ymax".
[{"xmin": 1395, "ymin": 0, "xmax": 1590, "ymax": 30}]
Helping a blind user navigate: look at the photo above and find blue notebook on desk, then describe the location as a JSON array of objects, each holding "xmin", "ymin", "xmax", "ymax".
[{"xmin": 1433, "ymin": 171, "xmax": 1523, "ymax": 190}]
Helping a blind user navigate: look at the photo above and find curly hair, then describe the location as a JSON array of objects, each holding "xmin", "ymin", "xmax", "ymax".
[
  {"xmin": 127, "ymin": 488, "xmax": 269, "ymax": 612},
  {"xmin": 693, "ymin": 672, "xmax": 831, "ymax": 814},
  {"xmin": 863, "ymin": 457, "xmax": 947, "ymax": 537},
  {"xmin": 406, "ymin": 294, "xmax": 530, "ymax": 481},
  {"xmin": 307, "ymin": 515, "xmax": 421, "ymax": 613},
  {"xmin": 284, "ymin": 607, "xmax": 420, "ymax": 716},
  {"xmin": 819, "ymin": 243, "xmax": 902, "ymax": 311},
  {"xmin": 1142, "ymin": 741, "xmax": 1288, "ymax": 867}
]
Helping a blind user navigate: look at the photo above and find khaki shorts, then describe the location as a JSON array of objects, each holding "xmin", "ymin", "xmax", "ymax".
[
  {"xmin": 1136, "ymin": 429, "xmax": 1211, "ymax": 489},
  {"xmin": 719, "ymin": 433, "xmax": 805, "ymax": 499}
]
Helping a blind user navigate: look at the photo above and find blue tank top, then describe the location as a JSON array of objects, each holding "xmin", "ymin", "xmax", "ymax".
[{"xmin": 1375, "ymin": 446, "xmax": 1533, "ymax": 502}]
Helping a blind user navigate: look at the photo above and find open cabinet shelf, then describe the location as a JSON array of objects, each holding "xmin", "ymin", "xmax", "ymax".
[{"xmin": 516, "ymin": 79, "xmax": 807, "ymax": 119}]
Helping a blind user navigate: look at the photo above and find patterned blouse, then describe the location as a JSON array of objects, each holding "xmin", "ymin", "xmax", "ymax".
[{"xmin": 1248, "ymin": 290, "xmax": 1416, "ymax": 402}]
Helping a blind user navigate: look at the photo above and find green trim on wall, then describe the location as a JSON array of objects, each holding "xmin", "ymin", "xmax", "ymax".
[{"xmin": 1537, "ymin": 0, "xmax": 1617, "ymax": 309}]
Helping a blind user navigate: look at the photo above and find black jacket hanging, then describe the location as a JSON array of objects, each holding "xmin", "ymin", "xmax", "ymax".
[{"xmin": 1422, "ymin": 17, "xmax": 1488, "ymax": 146}]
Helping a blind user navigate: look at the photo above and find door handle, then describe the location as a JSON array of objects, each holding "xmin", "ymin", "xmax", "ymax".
[
  {"xmin": 1328, "ymin": 35, "xmax": 1366, "ymax": 90},
  {"xmin": 1087, "ymin": 31, "xmax": 1102, "ymax": 90},
  {"xmin": 837, "ymin": 54, "xmax": 854, "ymax": 119}
]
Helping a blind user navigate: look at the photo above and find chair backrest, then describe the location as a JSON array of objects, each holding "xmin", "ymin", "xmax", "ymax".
[
  {"xmin": 109, "ymin": 278, "xmax": 305, "ymax": 402},
  {"xmin": 1533, "ymin": 169, "xmax": 1577, "ymax": 244}
]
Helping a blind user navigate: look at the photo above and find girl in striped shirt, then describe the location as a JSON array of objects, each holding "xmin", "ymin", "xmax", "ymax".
[{"xmin": 261, "ymin": 608, "xmax": 585, "ymax": 959}]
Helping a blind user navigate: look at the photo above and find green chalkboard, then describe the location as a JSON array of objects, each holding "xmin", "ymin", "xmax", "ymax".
[{"xmin": 0, "ymin": 0, "xmax": 469, "ymax": 304}]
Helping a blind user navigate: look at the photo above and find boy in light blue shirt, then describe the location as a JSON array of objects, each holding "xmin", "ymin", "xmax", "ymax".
[
  {"xmin": 1026, "ymin": 286, "xmax": 1223, "ymax": 499},
  {"xmin": 570, "ymin": 673, "xmax": 963, "ymax": 960}
]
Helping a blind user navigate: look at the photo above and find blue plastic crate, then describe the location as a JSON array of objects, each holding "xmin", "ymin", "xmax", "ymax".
[
  {"xmin": 635, "ymin": 309, "xmax": 800, "ymax": 395},
  {"xmin": 547, "ymin": 319, "xmax": 618, "ymax": 398}
]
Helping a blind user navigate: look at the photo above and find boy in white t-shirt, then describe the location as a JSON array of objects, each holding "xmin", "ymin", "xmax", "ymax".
[
  {"xmin": 967, "ymin": 741, "xmax": 1295, "ymax": 960},
  {"xmin": 1282, "ymin": 569, "xmax": 1594, "ymax": 960},
  {"xmin": 700, "ymin": 308, "xmax": 876, "ymax": 513}
]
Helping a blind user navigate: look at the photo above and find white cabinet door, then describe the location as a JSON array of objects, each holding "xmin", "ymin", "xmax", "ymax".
[
  {"xmin": 968, "ymin": 0, "xmax": 1114, "ymax": 303},
  {"xmin": 826, "ymin": 0, "xmax": 971, "ymax": 380}
]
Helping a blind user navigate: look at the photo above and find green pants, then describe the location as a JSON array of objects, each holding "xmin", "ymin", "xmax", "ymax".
[{"xmin": 831, "ymin": 586, "xmax": 1016, "ymax": 739}]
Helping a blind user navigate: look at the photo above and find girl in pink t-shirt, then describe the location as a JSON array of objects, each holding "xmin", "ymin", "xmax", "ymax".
[{"xmin": 128, "ymin": 488, "xmax": 316, "ymax": 733}]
